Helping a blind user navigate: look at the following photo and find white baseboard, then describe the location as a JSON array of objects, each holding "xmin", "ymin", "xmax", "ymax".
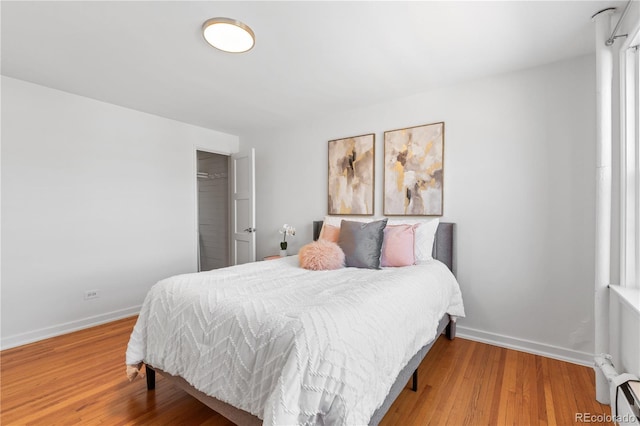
[
  {"xmin": 1, "ymin": 305, "xmax": 142, "ymax": 350},
  {"xmin": 457, "ymin": 325, "xmax": 594, "ymax": 367},
  {"xmin": 1, "ymin": 309, "xmax": 596, "ymax": 368}
]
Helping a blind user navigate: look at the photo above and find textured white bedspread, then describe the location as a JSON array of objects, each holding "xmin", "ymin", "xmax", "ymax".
[{"xmin": 126, "ymin": 256, "xmax": 464, "ymax": 425}]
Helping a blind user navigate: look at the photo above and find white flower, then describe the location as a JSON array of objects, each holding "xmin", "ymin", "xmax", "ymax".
[{"xmin": 279, "ymin": 224, "xmax": 296, "ymax": 241}]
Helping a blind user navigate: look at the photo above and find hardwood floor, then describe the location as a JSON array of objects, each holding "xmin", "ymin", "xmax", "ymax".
[{"xmin": 1, "ymin": 317, "xmax": 611, "ymax": 425}]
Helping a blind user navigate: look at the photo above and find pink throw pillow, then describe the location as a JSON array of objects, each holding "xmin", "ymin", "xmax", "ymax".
[
  {"xmin": 380, "ymin": 224, "xmax": 417, "ymax": 267},
  {"xmin": 319, "ymin": 224, "xmax": 340, "ymax": 243},
  {"xmin": 299, "ymin": 240, "xmax": 345, "ymax": 270}
]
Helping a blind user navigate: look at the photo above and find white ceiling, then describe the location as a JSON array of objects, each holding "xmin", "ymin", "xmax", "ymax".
[{"xmin": 1, "ymin": 1, "xmax": 625, "ymax": 136}]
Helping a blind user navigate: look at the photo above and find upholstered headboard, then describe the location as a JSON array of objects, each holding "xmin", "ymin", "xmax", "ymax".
[{"xmin": 312, "ymin": 221, "xmax": 456, "ymax": 275}]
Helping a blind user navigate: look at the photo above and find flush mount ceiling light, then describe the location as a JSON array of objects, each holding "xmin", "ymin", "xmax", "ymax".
[{"xmin": 202, "ymin": 17, "xmax": 255, "ymax": 53}]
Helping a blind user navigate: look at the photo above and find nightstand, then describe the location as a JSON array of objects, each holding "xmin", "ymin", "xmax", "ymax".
[{"xmin": 263, "ymin": 255, "xmax": 283, "ymax": 261}]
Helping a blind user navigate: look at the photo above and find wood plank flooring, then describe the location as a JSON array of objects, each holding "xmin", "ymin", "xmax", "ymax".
[{"xmin": 1, "ymin": 317, "xmax": 611, "ymax": 425}]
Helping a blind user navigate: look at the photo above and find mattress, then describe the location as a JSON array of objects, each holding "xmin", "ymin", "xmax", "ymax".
[{"xmin": 126, "ymin": 256, "xmax": 465, "ymax": 425}]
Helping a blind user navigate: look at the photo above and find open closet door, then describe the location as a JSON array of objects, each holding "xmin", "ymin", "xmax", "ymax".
[{"xmin": 230, "ymin": 148, "xmax": 256, "ymax": 265}]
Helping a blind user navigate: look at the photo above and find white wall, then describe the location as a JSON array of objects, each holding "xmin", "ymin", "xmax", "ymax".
[
  {"xmin": 241, "ymin": 55, "xmax": 596, "ymax": 364},
  {"xmin": 1, "ymin": 76, "xmax": 239, "ymax": 348}
]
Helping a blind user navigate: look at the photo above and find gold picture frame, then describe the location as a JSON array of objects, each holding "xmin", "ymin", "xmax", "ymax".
[
  {"xmin": 327, "ymin": 133, "xmax": 375, "ymax": 215},
  {"xmin": 384, "ymin": 122, "xmax": 444, "ymax": 216}
]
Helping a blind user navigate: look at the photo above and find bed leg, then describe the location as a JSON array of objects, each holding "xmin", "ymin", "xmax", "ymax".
[
  {"xmin": 411, "ymin": 370, "xmax": 418, "ymax": 392},
  {"xmin": 146, "ymin": 365, "xmax": 155, "ymax": 390},
  {"xmin": 446, "ymin": 320, "xmax": 456, "ymax": 340}
]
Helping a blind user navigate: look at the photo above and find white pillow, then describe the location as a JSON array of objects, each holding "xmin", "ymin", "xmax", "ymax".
[
  {"xmin": 387, "ymin": 218, "xmax": 439, "ymax": 262},
  {"xmin": 323, "ymin": 215, "xmax": 376, "ymax": 228}
]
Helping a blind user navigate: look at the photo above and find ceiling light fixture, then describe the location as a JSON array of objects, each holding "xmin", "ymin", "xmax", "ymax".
[{"xmin": 202, "ymin": 18, "xmax": 255, "ymax": 53}]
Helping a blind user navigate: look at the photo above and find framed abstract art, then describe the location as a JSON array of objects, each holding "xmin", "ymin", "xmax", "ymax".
[
  {"xmin": 327, "ymin": 133, "xmax": 375, "ymax": 215},
  {"xmin": 384, "ymin": 122, "xmax": 444, "ymax": 216}
]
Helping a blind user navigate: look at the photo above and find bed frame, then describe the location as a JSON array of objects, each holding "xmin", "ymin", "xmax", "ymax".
[{"xmin": 145, "ymin": 221, "xmax": 457, "ymax": 426}]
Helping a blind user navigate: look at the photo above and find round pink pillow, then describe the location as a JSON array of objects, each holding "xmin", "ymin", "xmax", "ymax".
[{"xmin": 299, "ymin": 240, "xmax": 345, "ymax": 270}]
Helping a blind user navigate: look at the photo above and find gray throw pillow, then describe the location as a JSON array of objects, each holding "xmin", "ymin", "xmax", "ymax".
[{"xmin": 338, "ymin": 219, "xmax": 388, "ymax": 269}]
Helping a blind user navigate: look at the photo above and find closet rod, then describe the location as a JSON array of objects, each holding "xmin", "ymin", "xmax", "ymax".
[{"xmin": 197, "ymin": 172, "xmax": 228, "ymax": 180}]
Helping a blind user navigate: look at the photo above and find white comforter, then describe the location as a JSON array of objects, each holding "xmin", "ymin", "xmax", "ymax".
[{"xmin": 126, "ymin": 256, "xmax": 465, "ymax": 425}]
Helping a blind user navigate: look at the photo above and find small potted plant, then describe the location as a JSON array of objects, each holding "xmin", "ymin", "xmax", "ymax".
[{"xmin": 279, "ymin": 224, "xmax": 296, "ymax": 256}]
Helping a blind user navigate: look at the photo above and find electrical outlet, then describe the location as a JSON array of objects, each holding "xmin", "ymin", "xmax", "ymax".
[{"xmin": 84, "ymin": 290, "xmax": 100, "ymax": 300}]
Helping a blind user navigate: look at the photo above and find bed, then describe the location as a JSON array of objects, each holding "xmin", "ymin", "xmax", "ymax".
[{"xmin": 126, "ymin": 220, "xmax": 464, "ymax": 425}]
